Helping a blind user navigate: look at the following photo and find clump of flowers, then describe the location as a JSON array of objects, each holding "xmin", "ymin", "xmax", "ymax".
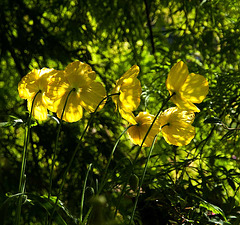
[
  {"xmin": 18, "ymin": 61, "xmax": 106, "ymax": 123},
  {"xmin": 18, "ymin": 60, "xmax": 209, "ymax": 147}
]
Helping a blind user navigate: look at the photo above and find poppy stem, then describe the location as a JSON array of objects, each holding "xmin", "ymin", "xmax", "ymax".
[
  {"xmin": 15, "ymin": 90, "xmax": 41, "ymax": 225},
  {"xmin": 48, "ymin": 93, "xmax": 120, "ymax": 224},
  {"xmin": 98, "ymin": 124, "xmax": 134, "ymax": 195},
  {"xmin": 114, "ymin": 92, "xmax": 175, "ymax": 218},
  {"xmin": 129, "ymin": 135, "xmax": 157, "ymax": 225},
  {"xmin": 46, "ymin": 88, "xmax": 76, "ymax": 225},
  {"xmin": 133, "ymin": 92, "xmax": 175, "ymax": 162},
  {"xmin": 79, "ymin": 163, "xmax": 92, "ymax": 224}
]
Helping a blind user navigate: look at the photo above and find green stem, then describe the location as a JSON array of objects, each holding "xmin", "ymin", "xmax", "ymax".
[
  {"xmin": 46, "ymin": 88, "xmax": 75, "ymax": 225},
  {"xmin": 15, "ymin": 90, "xmax": 41, "ymax": 225},
  {"xmin": 114, "ymin": 92, "xmax": 174, "ymax": 217},
  {"xmin": 48, "ymin": 88, "xmax": 76, "ymax": 199},
  {"xmin": 98, "ymin": 124, "xmax": 133, "ymax": 195},
  {"xmin": 133, "ymin": 93, "xmax": 175, "ymax": 163},
  {"xmin": 49, "ymin": 93, "xmax": 119, "ymax": 224},
  {"xmin": 128, "ymin": 135, "xmax": 157, "ymax": 224},
  {"xmin": 79, "ymin": 163, "xmax": 92, "ymax": 224}
]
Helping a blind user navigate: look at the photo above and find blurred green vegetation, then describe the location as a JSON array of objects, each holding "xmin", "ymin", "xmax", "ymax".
[{"xmin": 0, "ymin": 0, "xmax": 240, "ymax": 224}]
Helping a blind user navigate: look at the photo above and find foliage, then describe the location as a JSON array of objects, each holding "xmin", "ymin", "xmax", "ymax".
[{"xmin": 1, "ymin": 0, "xmax": 240, "ymax": 224}]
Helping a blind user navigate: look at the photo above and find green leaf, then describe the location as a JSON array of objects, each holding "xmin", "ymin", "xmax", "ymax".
[
  {"xmin": 199, "ymin": 199, "xmax": 227, "ymax": 221},
  {"xmin": 0, "ymin": 116, "xmax": 23, "ymax": 127}
]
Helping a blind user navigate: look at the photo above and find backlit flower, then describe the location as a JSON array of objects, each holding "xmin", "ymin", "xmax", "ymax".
[
  {"xmin": 18, "ymin": 68, "xmax": 57, "ymax": 120},
  {"xmin": 159, "ymin": 107, "xmax": 195, "ymax": 146},
  {"xmin": 127, "ymin": 112, "xmax": 160, "ymax": 147},
  {"xmin": 166, "ymin": 61, "xmax": 209, "ymax": 112},
  {"xmin": 46, "ymin": 61, "xmax": 106, "ymax": 123},
  {"xmin": 111, "ymin": 65, "xmax": 142, "ymax": 125}
]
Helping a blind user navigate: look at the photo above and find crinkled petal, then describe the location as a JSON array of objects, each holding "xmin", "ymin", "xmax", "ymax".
[
  {"xmin": 171, "ymin": 94, "xmax": 200, "ymax": 112},
  {"xmin": 127, "ymin": 112, "xmax": 160, "ymax": 147},
  {"xmin": 27, "ymin": 94, "xmax": 48, "ymax": 121},
  {"xmin": 161, "ymin": 121, "xmax": 195, "ymax": 146},
  {"xmin": 120, "ymin": 65, "xmax": 140, "ymax": 80},
  {"xmin": 118, "ymin": 107, "xmax": 138, "ymax": 125},
  {"xmin": 127, "ymin": 126, "xmax": 142, "ymax": 146},
  {"xmin": 159, "ymin": 107, "xmax": 195, "ymax": 125},
  {"xmin": 56, "ymin": 91, "xmax": 83, "ymax": 122},
  {"xmin": 111, "ymin": 79, "xmax": 122, "ymax": 108},
  {"xmin": 38, "ymin": 68, "xmax": 58, "ymax": 91},
  {"xmin": 18, "ymin": 75, "xmax": 34, "ymax": 99},
  {"xmin": 80, "ymin": 82, "xmax": 106, "ymax": 112},
  {"xmin": 119, "ymin": 77, "xmax": 141, "ymax": 112},
  {"xmin": 65, "ymin": 61, "xmax": 96, "ymax": 86},
  {"xmin": 166, "ymin": 61, "xmax": 189, "ymax": 92},
  {"xmin": 46, "ymin": 71, "xmax": 70, "ymax": 100},
  {"xmin": 180, "ymin": 73, "xmax": 209, "ymax": 103}
]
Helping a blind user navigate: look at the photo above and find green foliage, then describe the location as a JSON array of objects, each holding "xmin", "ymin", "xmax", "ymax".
[{"xmin": 1, "ymin": 0, "xmax": 240, "ymax": 224}]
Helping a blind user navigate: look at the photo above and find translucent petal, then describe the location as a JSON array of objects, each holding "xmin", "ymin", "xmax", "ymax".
[
  {"xmin": 120, "ymin": 65, "xmax": 140, "ymax": 80},
  {"xmin": 161, "ymin": 121, "xmax": 195, "ymax": 146},
  {"xmin": 127, "ymin": 112, "xmax": 160, "ymax": 147},
  {"xmin": 55, "ymin": 91, "xmax": 83, "ymax": 122},
  {"xmin": 65, "ymin": 61, "xmax": 96, "ymax": 86},
  {"xmin": 18, "ymin": 75, "xmax": 34, "ymax": 99},
  {"xmin": 119, "ymin": 77, "xmax": 141, "ymax": 112},
  {"xmin": 180, "ymin": 73, "xmax": 209, "ymax": 103},
  {"xmin": 38, "ymin": 69, "xmax": 58, "ymax": 91},
  {"xmin": 127, "ymin": 126, "xmax": 141, "ymax": 145},
  {"xmin": 118, "ymin": 108, "xmax": 138, "ymax": 125},
  {"xmin": 27, "ymin": 94, "xmax": 48, "ymax": 121},
  {"xmin": 170, "ymin": 94, "xmax": 200, "ymax": 112},
  {"xmin": 159, "ymin": 107, "xmax": 195, "ymax": 125},
  {"xmin": 46, "ymin": 71, "xmax": 70, "ymax": 100},
  {"xmin": 80, "ymin": 82, "xmax": 106, "ymax": 112},
  {"xmin": 166, "ymin": 61, "xmax": 189, "ymax": 92}
]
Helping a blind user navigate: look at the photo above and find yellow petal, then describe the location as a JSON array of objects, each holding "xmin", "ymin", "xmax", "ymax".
[
  {"xmin": 170, "ymin": 94, "xmax": 200, "ymax": 112},
  {"xmin": 127, "ymin": 112, "xmax": 160, "ymax": 147},
  {"xmin": 127, "ymin": 126, "xmax": 142, "ymax": 146},
  {"xmin": 65, "ymin": 61, "xmax": 96, "ymax": 86},
  {"xmin": 180, "ymin": 73, "xmax": 209, "ymax": 103},
  {"xmin": 56, "ymin": 92, "xmax": 83, "ymax": 122},
  {"xmin": 27, "ymin": 94, "xmax": 48, "ymax": 121},
  {"xmin": 159, "ymin": 107, "xmax": 195, "ymax": 125},
  {"xmin": 121, "ymin": 65, "xmax": 140, "ymax": 80},
  {"xmin": 119, "ymin": 77, "xmax": 141, "ymax": 112},
  {"xmin": 118, "ymin": 107, "xmax": 138, "ymax": 125},
  {"xmin": 161, "ymin": 121, "xmax": 195, "ymax": 146},
  {"xmin": 46, "ymin": 71, "xmax": 70, "ymax": 100},
  {"xmin": 80, "ymin": 82, "xmax": 106, "ymax": 112},
  {"xmin": 166, "ymin": 61, "xmax": 189, "ymax": 92},
  {"xmin": 18, "ymin": 75, "xmax": 33, "ymax": 99}
]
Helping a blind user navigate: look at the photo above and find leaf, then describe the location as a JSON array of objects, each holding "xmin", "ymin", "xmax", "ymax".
[
  {"xmin": 199, "ymin": 199, "xmax": 227, "ymax": 221},
  {"xmin": 0, "ymin": 193, "xmax": 74, "ymax": 225},
  {"xmin": 0, "ymin": 115, "xmax": 23, "ymax": 127},
  {"xmin": 48, "ymin": 114, "xmax": 60, "ymax": 124}
]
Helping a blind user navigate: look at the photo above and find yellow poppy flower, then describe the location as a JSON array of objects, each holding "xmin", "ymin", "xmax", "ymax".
[
  {"xmin": 127, "ymin": 112, "xmax": 160, "ymax": 147},
  {"xmin": 159, "ymin": 107, "xmax": 195, "ymax": 146},
  {"xmin": 166, "ymin": 61, "xmax": 209, "ymax": 112},
  {"xmin": 46, "ymin": 61, "xmax": 106, "ymax": 123},
  {"xmin": 18, "ymin": 68, "xmax": 57, "ymax": 120},
  {"xmin": 111, "ymin": 65, "xmax": 142, "ymax": 125}
]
